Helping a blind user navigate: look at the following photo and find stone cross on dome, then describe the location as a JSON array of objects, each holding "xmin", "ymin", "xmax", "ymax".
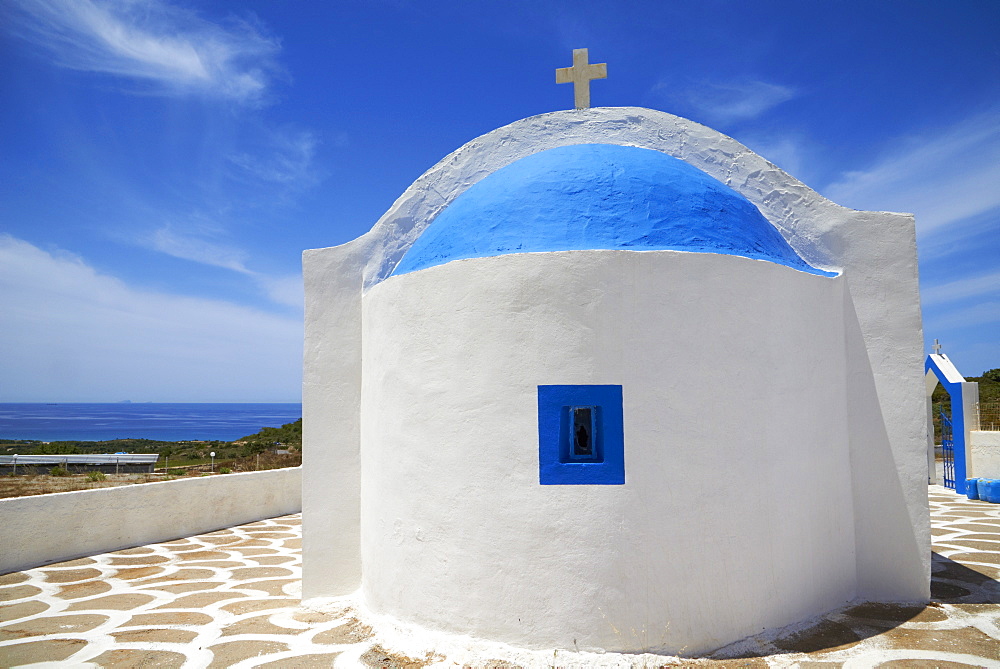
[{"xmin": 556, "ymin": 48, "xmax": 607, "ymax": 109}]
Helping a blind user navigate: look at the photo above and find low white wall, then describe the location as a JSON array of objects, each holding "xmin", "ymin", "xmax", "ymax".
[
  {"xmin": 0, "ymin": 467, "xmax": 302, "ymax": 575},
  {"xmin": 971, "ymin": 431, "xmax": 1000, "ymax": 479}
]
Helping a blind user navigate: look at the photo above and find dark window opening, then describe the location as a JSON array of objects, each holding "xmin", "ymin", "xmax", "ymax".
[
  {"xmin": 567, "ymin": 405, "xmax": 600, "ymax": 463},
  {"xmin": 572, "ymin": 406, "xmax": 594, "ymax": 457}
]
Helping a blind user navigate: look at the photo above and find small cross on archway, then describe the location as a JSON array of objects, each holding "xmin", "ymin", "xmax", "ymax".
[{"xmin": 556, "ymin": 48, "xmax": 607, "ymax": 110}]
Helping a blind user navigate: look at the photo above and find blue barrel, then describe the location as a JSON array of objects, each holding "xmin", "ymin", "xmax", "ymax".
[
  {"xmin": 985, "ymin": 479, "xmax": 1000, "ymax": 504},
  {"xmin": 978, "ymin": 478, "xmax": 992, "ymax": 501},
  {"xmin": 967, "ymin": 479, "xmax": 980, "ymax": 500}
]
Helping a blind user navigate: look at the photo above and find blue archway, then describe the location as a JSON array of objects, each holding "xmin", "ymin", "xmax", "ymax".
[{"xmin": 925, "ymin": 354, "xmax": 969, "ymax": 494}]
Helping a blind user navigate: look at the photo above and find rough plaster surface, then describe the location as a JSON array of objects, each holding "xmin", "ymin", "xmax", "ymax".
[
  {"xmin": 0, "ymin": 468, "xmax": 301, "ymax": 574},
  {"xmin": 970, "ymin": 431, "xmax": 1000, "ymax": 479},
  {"xmin": 361, "ymin": 250, "xmax": 854, "ymax": 654},
  {"xmin": 392, "ymin": 144, "xmax": 828, "ymax": 277},
  {"xmin": 344, "ymin": 108, "xmax": 912, "ymax": 289},
  {"xmin": 301, "ymin": 106, "xmax": 928, "ymax": 647}
]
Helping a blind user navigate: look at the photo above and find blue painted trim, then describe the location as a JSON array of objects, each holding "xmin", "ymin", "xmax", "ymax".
[
  {"xmin": 538, "ymin": 385, "xmax": 624, "ymax": 485},
  {"xmin": 392, "ymin": 144, "xmax": 834, "ymax": 279},
  {"xmin": 926, "ymin": 356, "xmax": 967, "ymax": 495}
]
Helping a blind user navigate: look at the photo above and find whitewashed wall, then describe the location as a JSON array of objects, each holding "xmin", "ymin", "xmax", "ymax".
[
  {"xmin": 302, "ymin": 242, "xmax": 370, "ymax": 597},
  {"xmin": 0, "ymin": 467, "xmax": 301, "ymax": 575},
  {"xmin": 360, "ymin": 250, "xmax": 854, "ymax": 655},
  {"xmin": 302, "ymin": 107, "xmax": 928, "ymax": 607},
  {"xmin": 971, "ymin": 432, "xmax": 1000, "ymax": 479}
]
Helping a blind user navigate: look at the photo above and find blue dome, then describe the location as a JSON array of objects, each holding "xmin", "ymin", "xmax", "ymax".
[{"xmin": 392, "ymin": 144, "xmax": 830, "ymax": 277}]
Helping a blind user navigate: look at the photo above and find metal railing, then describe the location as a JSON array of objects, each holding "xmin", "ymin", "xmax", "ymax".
[
  {"xmin": 940, "ymin": 408, "xmax": 954, "ymax": 489},
  {"xmin": 974, "ymin": 401, "xmax": 1000, "ymax": 431}
]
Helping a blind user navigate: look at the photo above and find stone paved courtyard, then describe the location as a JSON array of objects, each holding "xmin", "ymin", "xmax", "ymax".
[{"xmin": 0, "ymin": 485, "xmax": 998, "ymax": 668}]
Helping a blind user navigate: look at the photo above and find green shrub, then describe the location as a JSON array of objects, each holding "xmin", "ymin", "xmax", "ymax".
[
  {"xmin": 87, "ymin": 470, "xmax": 107, "ymax": 482},
  {"xmin": 219, "ymin": 467, "xmax": 231, "ymax": 474},
  {"xmin": 50, "ymin": 466, "xmax": 69, "ymax": 477}
]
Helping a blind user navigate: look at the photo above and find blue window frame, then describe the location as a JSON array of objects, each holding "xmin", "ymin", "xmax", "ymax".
[{"xmin": 538, "ymin": 385, "xmax": 624, "ymax": 485}]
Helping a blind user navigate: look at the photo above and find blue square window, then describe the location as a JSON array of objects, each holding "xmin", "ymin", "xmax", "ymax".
[{"xmin": 538, "ymin": 385, "xmax": 624, "ymax": 485}]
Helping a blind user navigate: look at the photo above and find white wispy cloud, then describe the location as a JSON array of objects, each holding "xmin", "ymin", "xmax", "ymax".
[
  {"xmin": 921, "ymin": 271, "xmax": 1000, "ymax": 307},
  {"xmin": 259, "ymin": 275, "xmax": 304, "ymax": 310},
  {"xmin": 7, "ymin": 0, "xmax": 279, "ymax": 103},
  {"xmin": 667, "ymin": 78, "xmax": 796, "ymax": 125},
  {"xmin": 142, "ymin": 224, "xmax": 303, "ymax": 309},
  {"xmin": 823, "ymin": 112, "xmax": 1000, "ymax": 236},
  {"xmin": 228, "ymin": 129, "xmax": 320, "ymax": 187},
  {"xmin": 0, "ymin": 234, "xmax": 300, "ymax": 401},
  {"xmin": 151, "ymin": 224, "xmax": 253, "ymax": 274},
  {"xmin": 924, "ymin": 301, "xmax": 1000, "ymax": 332}
]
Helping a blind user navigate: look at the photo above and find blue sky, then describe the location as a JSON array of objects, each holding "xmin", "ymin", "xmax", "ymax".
[{"xmin": 1, "ymin": 0, "xmax": 998, "ymax": 402}]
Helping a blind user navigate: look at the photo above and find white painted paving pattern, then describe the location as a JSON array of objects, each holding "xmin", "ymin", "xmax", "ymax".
[
  {"xmin": 0, "ymin": 516, "xmax": 373, "ymax": 667},
  {"xmin": 0, "ymin": 486, "xmax": 997, "ymax": 668}
]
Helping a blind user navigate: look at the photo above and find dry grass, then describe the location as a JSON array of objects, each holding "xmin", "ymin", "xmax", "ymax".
[
  {"xmin": 0, "ymin": 452, "xmax": 302, "ymax": 499},
  {"xmin": 218, "ymin": 451, "xmax": 301, "ymax": 473},
  {"xmin": 0, "ymin": 473, "xmax": 170, "ymax": 499}
]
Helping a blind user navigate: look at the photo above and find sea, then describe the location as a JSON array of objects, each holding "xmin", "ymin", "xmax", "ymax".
[{"xmin": 0, "ymin": 403, "xmax": 303, "ymax": 442}]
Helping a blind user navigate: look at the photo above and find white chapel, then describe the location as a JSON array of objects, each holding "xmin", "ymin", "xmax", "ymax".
[{"xmin": 299, "ymin": 54, "xmax": 928, "ymax": 655}]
